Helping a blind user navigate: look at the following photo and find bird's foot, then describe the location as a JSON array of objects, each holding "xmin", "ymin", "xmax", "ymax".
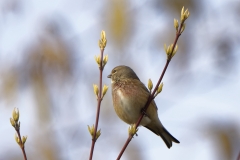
[{"xmin": 141, "ymin": 108, "xmax": 149, "ymax": 117}]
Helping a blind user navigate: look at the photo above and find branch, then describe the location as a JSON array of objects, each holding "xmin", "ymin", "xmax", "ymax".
[
  {"xmin": 16, "ymin": 127, "xmax": 28, "ymax": 160},
  {"xmin": 89, "ymin": 49, "xmax": 104, "ymax": 160},
  {"xmin": 89, "ymin": 30, "xmax": 108, "ymax": 160},
  {"xmin": 116, "ymin": 7, "xmax": 190, "ymax": 159},
  {"xmin": 10, "ymin": 108, "xmax": 28, "ymax": 160}
]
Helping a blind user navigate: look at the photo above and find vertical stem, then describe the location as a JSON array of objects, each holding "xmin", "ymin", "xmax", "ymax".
[
  {"xmin": 16, "ymin": 129, "xmax": 27, "ymax": 160},
  {"xmin": 89, "ymin": 49, "xmax": 104, "ymax": 160}
]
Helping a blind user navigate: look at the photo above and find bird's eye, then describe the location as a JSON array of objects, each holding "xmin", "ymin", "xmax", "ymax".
[{"xmin": 112, "ymin": 70, "xmax": 116, "ymax": 74}]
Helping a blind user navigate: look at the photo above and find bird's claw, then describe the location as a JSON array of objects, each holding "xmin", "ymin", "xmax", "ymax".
[
  {"xmin": 141, "ymin": 108, "xmax": 149, "ymax": 117},
  {"xmin": 132, "ymin": 133, "xmax": 138, "ymax": 138}
]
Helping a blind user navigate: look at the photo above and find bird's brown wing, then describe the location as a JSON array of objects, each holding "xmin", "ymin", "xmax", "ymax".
[
  {"xmin": 132, "ymin": 79, "xmax": 158, "ymax": 113},
  {"xmin": 138, "ymin": 79, "xmax": 158, "ymax": 110}
]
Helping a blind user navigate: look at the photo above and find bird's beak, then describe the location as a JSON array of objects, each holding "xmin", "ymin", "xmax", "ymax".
[{"xmin": 107, "ymin": 74, "xmax": 112, "ymax": 78}]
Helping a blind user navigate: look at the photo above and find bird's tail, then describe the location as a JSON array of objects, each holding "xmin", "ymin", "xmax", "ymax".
[
  {"xmin": 144, "ymin": 125, "xmax": 180, "ymax": 148},
  {"xmin": 158, "ymin": 127, "xmax": 180, "ymax": 148}
]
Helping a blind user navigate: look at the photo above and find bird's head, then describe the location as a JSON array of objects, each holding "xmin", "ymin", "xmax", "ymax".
[{"xmin": 107, "ymin": 65, "xmax": 139, "ymax": 83}]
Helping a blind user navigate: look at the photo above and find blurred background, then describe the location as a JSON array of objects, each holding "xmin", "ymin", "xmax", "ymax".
[{"xmin": 0, "ymin": 0, "xmax": 240, "ymax": 159}]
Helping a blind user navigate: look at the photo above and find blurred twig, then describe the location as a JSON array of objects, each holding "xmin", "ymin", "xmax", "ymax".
[
  {"xmin": 16, "ymin": 128, "xmax": 28, "ymax": 160},
  {"xmin": 89, "ymin": 31, "xmax": 108, "ymax": 160},
  {"xmin": 10, "ymin": 108, "xmax": 28, "ymax": 160},
  {"xmin": 237, "ymin": 151, "xmax": 240, "ymax": 160}
]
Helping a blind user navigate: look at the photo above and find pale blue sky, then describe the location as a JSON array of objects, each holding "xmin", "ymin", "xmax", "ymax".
[{"xmin": 0, "ymin": 0, "xmax": 240, "ymax": 160}]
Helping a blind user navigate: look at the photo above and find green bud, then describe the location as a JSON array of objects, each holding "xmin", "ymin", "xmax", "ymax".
[
  {"xmin": 155, "ymin": 82, "xmax": 164, "ymax": 98},
  {"xmin": 102, "ymin": 85, "xmax": 108, "ymax": 98},
  {"xmin": 128, "ymin": 124, "xmax": 138, "ymax": 136},
  {"xmin": 102, "ymin": 55, "xmax": 108, "ymax": 68},
  {"xmin": 88, "ymin": 125, "xmax": 95, "ymax": 137},
  {"xmin": 10, "ymin": 118, "xmax": 15, "ymax": 127},
  {"xmin": 174, "ymin": 19, "xmax": 179, "ymax": 31},
  {"xmin": 12, "ymin": 108, "xmax": 19, "ymax": 122},
  {"xmin": 148, "ymin": 79, "xmax": 153, "ymax": 91},
  {"xmin": 22, "ymin": 136, "xmax": 28, "ymax": 144},
  {"xmin": 93, "ymin": 84, "xmax": 99, "ymax": 98},
  {"xmin": 96, "ymin": 129, "xmax": 101, "ymax": 140},
  {"xmin": 15, "ymin": 133, "xmax": 20, "ymax": 146},
  {"xmin": 180, "ymin": 23, "xmax": 186, "ymax": 34}
]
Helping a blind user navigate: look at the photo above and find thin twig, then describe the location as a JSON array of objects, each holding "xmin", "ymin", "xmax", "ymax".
[
  {"xmin": 16, "ymin": 128, "xmax": 27, "ymax": 160},
  {"xmin": 237, "ymin": 151, "xmax": 240, "ymax": 160},
  {"xmin": 89, "ymin": 49, "xmax": 104, "ymax": 160},
  {"xmin": 116, "ymin": 20, "xmax": 186, "ymax": 160}
]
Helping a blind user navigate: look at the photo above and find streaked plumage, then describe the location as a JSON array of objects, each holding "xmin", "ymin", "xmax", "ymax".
[{"xmin": 108, "ymin": 65, "xmax": 179, "ymax": 148}]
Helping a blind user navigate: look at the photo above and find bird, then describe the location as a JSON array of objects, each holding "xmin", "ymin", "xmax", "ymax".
[{"xmin": 107, "ymin": 65, "xmax": 180, "ymax": 148}]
